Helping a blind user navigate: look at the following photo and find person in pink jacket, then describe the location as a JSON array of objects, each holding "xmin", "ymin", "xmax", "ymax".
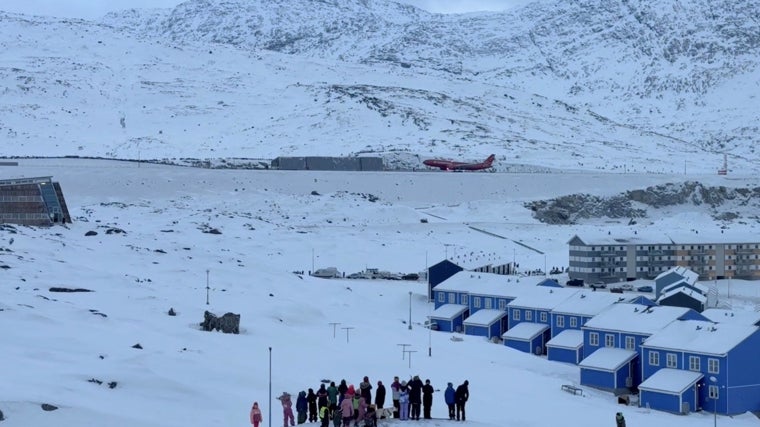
[
  {"xmin": 250, "ymin": 402, "xmax": 263, "ymax": 427},
  {"xmin": 278, "ymin": 392, "xmax": 296, "ymax": 427},
  {"xmin": 339, "ymin": 394, "xmax": 354, "ymax": 427}
]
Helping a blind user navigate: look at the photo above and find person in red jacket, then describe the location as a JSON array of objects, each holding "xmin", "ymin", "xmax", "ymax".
[{"xmin": 250, "ymin": 402, "xmax": 263, "ymax": 427}]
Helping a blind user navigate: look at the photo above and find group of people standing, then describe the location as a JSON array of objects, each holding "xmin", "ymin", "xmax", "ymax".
[{"xmin": 250, "ymin": 376, "xmax": 470, "ymax": 427}]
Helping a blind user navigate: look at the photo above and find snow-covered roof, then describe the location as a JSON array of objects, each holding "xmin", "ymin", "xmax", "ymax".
[
  {"xmin": 638, "ymin": 368, "xmax": 704, "ymax": 394},
  {"xmin": 583, "ymin": 304, "xmax": 691, "ymax": 335},
  {"xmin": 429, "ymin": 304, "xmax": 468, "ymax": 320},
  {"xmin": 661, "ymin": 279, "xmax": 708, "ymax": 295},
  {"xmin": 463, "ymin": 309, "xmax": 506, "ymax": 326},
  {"xmin": 441, "ymin": 251, "xmax": 510, "ymax": 270},
  {"xmin": 432, "ymin": 271, "xmax": 506, "ymax": 292},
  {"xmin": 657, "ymin": 286, "xmax": 707, "ymax": 304},
  {"xmin": 551, "ymin": 291, "xmax": 625, "ymax": 317},
  {"xmin": 501, "ymin": 322, "xmax": 549, "ymax": 340},
  {"xmin": 507, "ymin": 287, "xmax": 578, "ymax": 311},
  {"xmin": 655, "ymin": 267, "xmax": 699, "ymax": 285},
  {"xmin": 643, "ymin": 320, "xmax": 759, "ymax": 355},
  {"xmin": 578, "ymin": 348, "xmax": 637, "ymax": 372},
  {"xmin": 571, "ymin": 231, "xmax": 760, "ymax": 246},
  {"xmin": 701, "ymin": 308, "xmax": 760, "ymax": 326},
  {"xmin": 547, "ymin": 329, "xmax": 584, "ymax": 349}
]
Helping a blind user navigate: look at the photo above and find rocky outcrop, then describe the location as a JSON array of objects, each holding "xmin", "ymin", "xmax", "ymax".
[{"xmin": 200, "ymin": 310, "xmax": 240, "ymax": 334}]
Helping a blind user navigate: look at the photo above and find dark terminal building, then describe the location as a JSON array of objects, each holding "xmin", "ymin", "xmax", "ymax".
[{"xmin": 0, "ymin": 176, "xmax": 71, "ymax": 226}]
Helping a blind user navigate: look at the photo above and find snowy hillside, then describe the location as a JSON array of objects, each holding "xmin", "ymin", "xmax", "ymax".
[{"xmin": 1, "ymin": 0, "xmax": 758, "ymax": 171}]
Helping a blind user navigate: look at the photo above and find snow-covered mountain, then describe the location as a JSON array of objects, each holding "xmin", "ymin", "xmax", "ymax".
[{"xmin": 1, "ymin": 0, "xmax": 758, "ymax": 172}]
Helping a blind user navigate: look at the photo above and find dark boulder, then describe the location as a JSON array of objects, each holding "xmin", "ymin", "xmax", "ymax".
[
  {"xmin": 49, "ymin": 287, "xmax": 93, "ymax": 293},
  {"xmin": 41, "ymin": 403, "xmax": 58, "ymax": 411},
  {"xmin": 200, "ymin": 310, "xmax": 240, "ymax": 334},
  {"xmin": 85, "ymin": 231, "xmax": 98, "ymax": 236},
  {"xmin": 168, "ymin": 307, "xmax": 177, "ymax": 316}
]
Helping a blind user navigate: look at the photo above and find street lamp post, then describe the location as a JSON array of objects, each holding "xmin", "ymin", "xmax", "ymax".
[
  {"xmin": 269, "ymin": 347, "xmax": 272, "ymax": 427},
  {"xmin": 408, "ymin": 291, "xmax": 413, "ymax": 330},
  {"xmin": 709, "ymin": 376, "xmax": 718, "ymax": 427}
]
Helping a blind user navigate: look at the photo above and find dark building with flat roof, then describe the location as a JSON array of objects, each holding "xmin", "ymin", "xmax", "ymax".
[{"xmin": 0, "ymin": 176, "xmax": 71, "ymax": 226}]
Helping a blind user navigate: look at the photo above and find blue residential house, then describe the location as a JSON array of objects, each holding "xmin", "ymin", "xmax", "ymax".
[
  {"xmin": 657, "ymin": 286, "xmax": 708, "ymax": 313},
  {"xmin": 640, "ymin": 319, "xmax": 760, "ymax": 415},
  {"xmin": 654, "ymin": 266, "xmax": 698, "ymax": 298},
  {"xmin": 502, "ymin": 322, "xmax": 551, "ymax": 355},
  {"xmin": 428, "ymin": 304, "xmax": 469, "ymax": 333},
  {"xmin": 463, "ymin": 309, "xmax": 508, "ymax": 340},
  {"xmin": 547, "ymin": 329, "xmax": 584, "ymax": 364},
  {"xmin": 549, "ymin": 291, "xmax": 626, "ymax": 338},
  {"xmin": 579, "ymin": 304, "xmax": 707, "ymax": 393},
  {"xmin": 506, "ymin": 287, "xmax": 578, "ymax": 330},
  {"xmin": 427, "ymin": 259, "xmax": 463, "ymax": 301},
  {"xmin": 701, "ymin": 308, "xmax": 760, "ymax": 326}
]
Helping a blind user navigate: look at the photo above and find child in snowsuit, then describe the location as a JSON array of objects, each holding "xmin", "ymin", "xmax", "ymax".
[
  {"xmin": 444, "ymin": 383, "xmax": 456, "ymax": 420},
  {"xmin": 319, "ymin": 405, "xmax": 330, "ymax": 427},
  {"xmin": 399, "ymin": 382, "xmax": 410, "ymax": 421},
  {"xmin": 250, "ymin": 402, "xmax": 263, "ymax": 427},
  {"xmin": 616, "ymin": 412, "xmax": 626, "ymax": 427},
  {"xmin": 340, "ymin": 394, "xmax": 354, "ymax": 427},
  {"xmin": 278, "ymin": 393, "xmax": 296, "ymax": 427}
]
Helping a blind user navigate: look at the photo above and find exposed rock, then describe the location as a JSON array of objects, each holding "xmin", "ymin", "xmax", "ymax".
[
  {"xmin": 0, "ymin": 408, "xmax": 4, "ymax": 420},
  {"xmin": 132, "ymin": 343, "xmax": 143, "ymax": 349},
  {"xmin": 108, "ymin": 381, "xmax": 118, "ymax": 389},
  {"xmin": 105, "ymin": 227, "xmax": 126, "ymax": 234},
  {"xmin": 49, "ymin": 287, "xmax": 93, "ymax": 293},
  {"xmin": 200, "ymin": 310, "xmax": 240, "ymax": 334},
  {"xmin": 84, "ymin": 230, "xmax": 98, "ymax": 236},
  {"xmin": 168, "ymin": 307, "xmax": 177, "ymax": 316},
  {"xmin": 41, "ymin": 403, "xmax": 58, "ymax": 411}
]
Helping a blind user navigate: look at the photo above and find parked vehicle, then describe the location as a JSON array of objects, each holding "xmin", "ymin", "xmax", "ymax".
[
  {"xmin": 590, "ymin": 281, "xmax": 607, "ymax": 289},
  {"xmin": 610, "ymin": 287, "xmax": 624, "ymax": 294},
  {"xmin": 402, "ymin": 273, "xmax": 420, "ymax": 281},
  {"xmin": 566, "ymin": 278, "xmax": 584, "ymax": 287},
  {"xmin": 637, "ymin": 285, "xmax": 654, "ymax": 293},
  {"xmin": 312, "ymin": 267, "xmax": 341, "ymax": 278}
]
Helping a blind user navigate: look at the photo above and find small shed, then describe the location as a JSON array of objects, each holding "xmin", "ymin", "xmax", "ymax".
[
  {"xmin": 502, "ymin": 322, "xmax": 550, "ymax": 355},
  {"xmin": 428, "ymin": 304, "xmax": 469, "ymax": 333},
  {"xmin": 579, "ymin": 348, "xmax": 637, "ymax": 394},
  {"xmin": 547, "ymin": 329, "xmax": 584, "ymax": 364},
  {"xmin": 657, "ymin": 287, "xmax": 707, "ymax": 313},
  {"xmin": 463, "ymin": 309, "xmax": 508, "ymax": 340},
  {"xmin": 638, "ymin": 369, "xmax": 703, "ymax": 414}
]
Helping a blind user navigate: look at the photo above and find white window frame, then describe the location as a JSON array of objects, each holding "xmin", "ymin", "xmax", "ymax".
[
  {"xmin": 473, "ymin": 297, "xmax": 481, "ymax": 308},
  {"xmin": 708, "ymin": 358, "xmax": 719, "ymax": 374},
  {"xmin": 461, "ymin": 295, "xmax": 468, "ymax": 305},
  {"xmin": 569, "ymin": 317, "xmax": 577, "ymax": 328},
  {"xmin": 605, "ymin": 334, "xmax": 615, "ymax": 348},
  {"xmin": 648, "ymin": 351, "xmax": 660, "ymax": 366},
  {"xmin": 498, "ymin": 299, "xmax": 507, "ymax": 310},
  {"xmin": 689, "ymin": 356, "xmax": 700, "ymax": 371},
  {"xmin": 485, "ymin": 298, "xmax": 492, "ymax": 309},
  {"xmin": 513, "ymin": 309, "xmax": 521, "ymax": 321},
  {"xmin": 525, "ymin": 310, "xmax": 532, "ymax": 321},
  {"xmin": 590, "ymin": 332, "xmax": 599, "ymax": 346},
  {"xmin": 448, "ymin": 293, "xmax": 456, "ymax": 304},
  {"xmin": 438, "ymin": 292, "xmax": 445, "ymax": 303},
  {"xmin": 625, "ymin": 336, "xmax": 635, "ymax": 350},
  {"xmin": 708, "ymin": 385, "xmax": 719, "ymax": 399},
  {"xmin": 540, "ymin": 312, "xmax": 547, "ymax": 322},
  {"xmin": 666, "ymin": 353, "xmax": 677, "ymax": 368},
  {"xmin": 556, "ymin": 315, "xmax": 564, "ymax": 328}
]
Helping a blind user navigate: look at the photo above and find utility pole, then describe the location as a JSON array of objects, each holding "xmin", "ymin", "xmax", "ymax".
[
  {"xmin": 397, "ymin": 343, "xmax": 411, "ymax": 360},
  {"xmin": 404, "ymin": 350, "xmax": 417, "ymax": 369},
  {"xmin": 408, "ymin": 291, "xmax": 413, "ymax": 330},
  {"xmin": 268, "ymin": 347, "xmax": 272, "ymax": 427},
  {"xmin": 329, "ymin": 322, "xmax": 341, "ymax": 338},
  {"xmin": 341, "ymin": 326, "xmax": 354, "ymax": 343}
]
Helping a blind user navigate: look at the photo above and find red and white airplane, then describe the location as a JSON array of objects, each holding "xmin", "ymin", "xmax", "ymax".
[{"xmin": 422, "ymin": 154, "xmax": 495, "ymax": 171}]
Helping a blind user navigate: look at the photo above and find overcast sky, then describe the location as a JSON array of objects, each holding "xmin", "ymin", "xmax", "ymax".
[{"xmin": 0, "ymin": 0, "xmax": 528, "ymax": 19}]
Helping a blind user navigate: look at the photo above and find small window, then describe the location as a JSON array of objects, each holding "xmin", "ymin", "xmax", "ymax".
[
  {"xmin": 498, "ymin": 299, "xmax": 507, "ymax": 310},
  {"xmin": 540, "ymin": 312, "xmax": 547, "ymax": 322},
  {"xmin": 689, "ymin": 356, "xmax": 700, "ymax": 371},
  {"xmin": 525, "ymin": 310, "xmax": 533, "ymax": 321},
  {"xmin": 648, "ymin": 351, "xmax": 660, "ymax": 366},
  {"xmin": 513, "ymin": 309, "xmax": 521, "ymax": 321},
  {"xmin": 448, "ymin": 293, "xmax": 456, "ymax": 304},
  {"xmin": 605, "ymin": 334, "xmax": 615, "ymax": 348},
  {"xmin": 590, "ymin": 332, "xmax": 599, "ymax": 346},
  {"xmin": 438, "ymin": 293, "xmax": 445, "ymax": 303},
  {"xmin": 556, "ymin": 315, "xmax": 564, "ymax": 327},
  {"xmin": 708, "ymin": 358, "xmax": 719, "ymax": 374},
  {"xmin": 708, "ymin": 385, "xmax": 719, "ymax": 399},
  {"xmin": 570, "ymin": 317, "xmax": 577, "ymax": 328},
  {"xmin": 485, "ymin": 298, "xmax": 492, "ymax": 309},
  {"xmin": 625, "ymin": 336, "xmax": 635, "ymax": 350},
  {"xmin": 461, "ymin": 295, "xmax": 468, "ymax": 305},
  {"xmin": 666, "ymin": 353, "xmax": 677, "ymax": 368},
  {"xmin": 473, "ymin": 297, "xmax": 481, "ymax": 308}
]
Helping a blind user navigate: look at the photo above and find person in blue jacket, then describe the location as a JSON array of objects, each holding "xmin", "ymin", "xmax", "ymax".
[{"xmin": 444, "ymin": 383, "xmax": 456, "ymax": 420}]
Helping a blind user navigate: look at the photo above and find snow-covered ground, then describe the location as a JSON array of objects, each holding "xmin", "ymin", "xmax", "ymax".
[{"xmin": 1, "ymin": 159, "xmax": 760, "ymax": 427}]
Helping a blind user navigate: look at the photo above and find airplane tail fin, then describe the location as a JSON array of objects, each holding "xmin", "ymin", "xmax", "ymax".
[{"xmin": 484, "ymin": 154, "xmax": 495, "ymax": 166}]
